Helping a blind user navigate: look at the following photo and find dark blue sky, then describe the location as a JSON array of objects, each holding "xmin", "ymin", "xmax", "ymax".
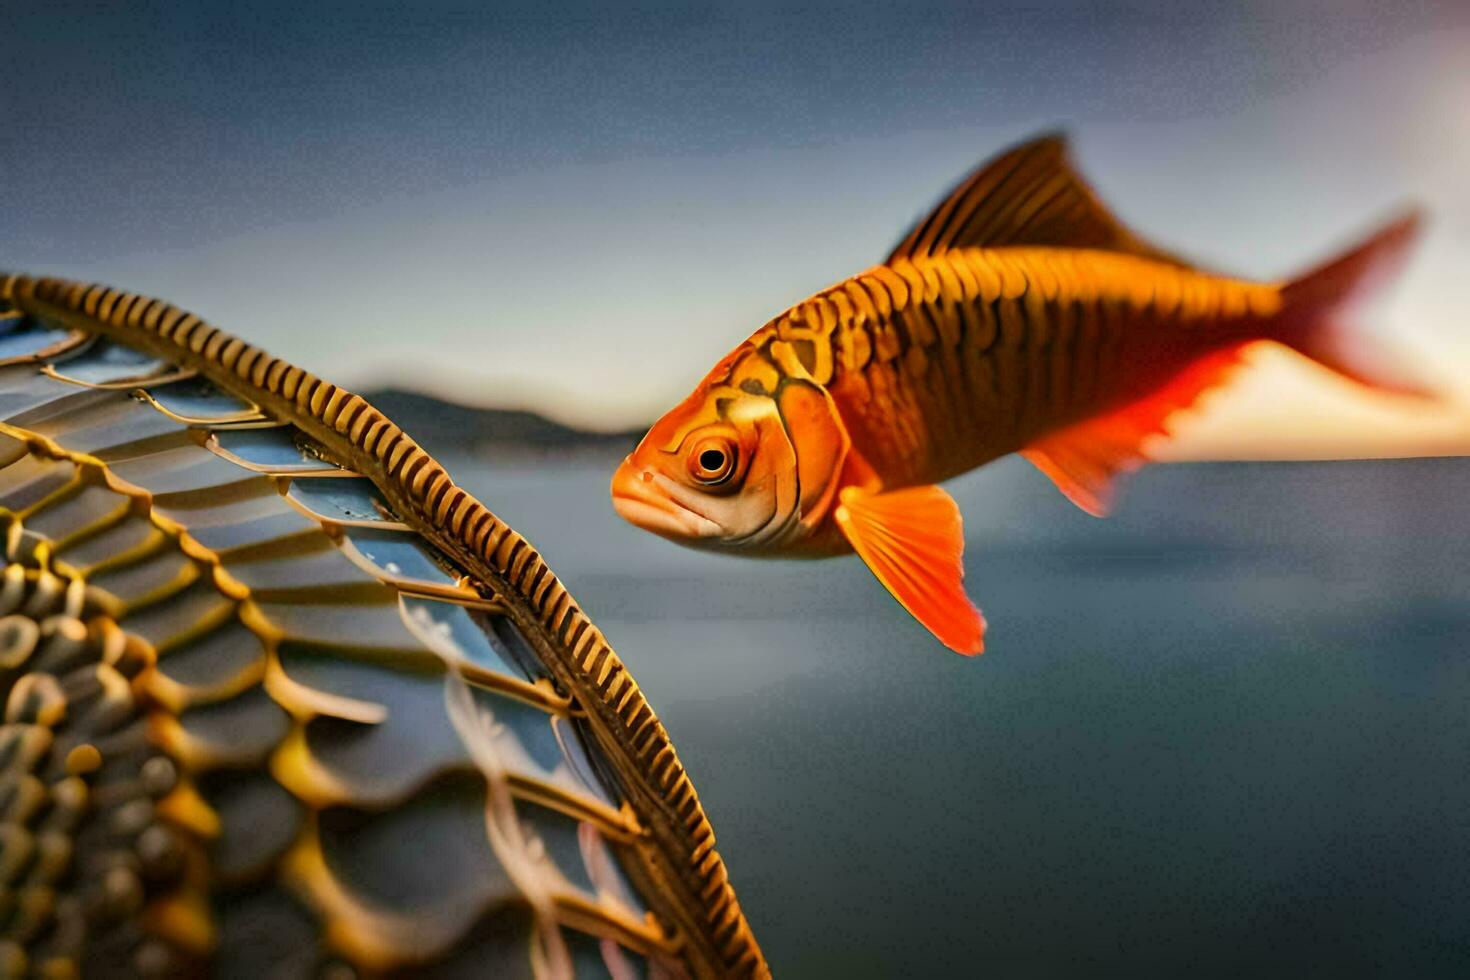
[{"xmin": 4, "ymin": 1, "xmax": 1466, "ymax": 433}]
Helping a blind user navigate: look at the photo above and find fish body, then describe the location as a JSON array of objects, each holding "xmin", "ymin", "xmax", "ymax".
[
  {"xmin": 747, "ymin": 247, "xmax": 1280, "ymax": 489},
  {"xmin": 611, "ymin": 134, "xmax": 1424, "ymax": 654}
]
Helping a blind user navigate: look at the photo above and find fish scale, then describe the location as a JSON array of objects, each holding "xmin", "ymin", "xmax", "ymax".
[{"xmin": 759, "ymin": 248, "xmax": 1277, "ymax": 485}]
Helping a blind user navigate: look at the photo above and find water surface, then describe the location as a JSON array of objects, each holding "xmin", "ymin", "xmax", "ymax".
[{"xmin": 446, "ymin": 452, "xmax": 1470, "ymax": 977}]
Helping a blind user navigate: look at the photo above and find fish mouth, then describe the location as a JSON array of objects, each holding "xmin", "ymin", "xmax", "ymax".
[{"xmin": 610, "ymin": 460, "xmax": 722, "ymax": 540}]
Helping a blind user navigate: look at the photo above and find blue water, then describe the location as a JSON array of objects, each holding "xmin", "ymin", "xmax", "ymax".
[{"xmin": 445, "ymin": 451, "xmax": 1470, "ymax": 978}]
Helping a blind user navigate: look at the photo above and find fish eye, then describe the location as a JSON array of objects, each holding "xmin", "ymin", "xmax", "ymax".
[{"xmin": 688, "ymin": 437, "xmax": 737, "ymax": 485}]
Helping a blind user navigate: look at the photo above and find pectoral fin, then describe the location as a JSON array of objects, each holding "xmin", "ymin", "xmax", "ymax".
[{"xmin": 834, "ymin": 484, "xmax": 986, "ymax": 656}]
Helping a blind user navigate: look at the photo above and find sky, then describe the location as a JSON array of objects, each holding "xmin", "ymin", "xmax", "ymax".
[{"xmin": 3, "ymin": 0, "xmax": 1468, "ymax": 458}]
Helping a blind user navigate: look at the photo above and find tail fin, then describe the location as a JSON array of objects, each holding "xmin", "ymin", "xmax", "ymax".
[{"xmin": 1279, "ymin": 210, "xmax": 1432, "ymax": 398}]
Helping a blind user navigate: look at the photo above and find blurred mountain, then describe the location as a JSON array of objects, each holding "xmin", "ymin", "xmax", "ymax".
[{"xmin": 361, "ymin": 387, "xmax": 644, "ymax": 461}]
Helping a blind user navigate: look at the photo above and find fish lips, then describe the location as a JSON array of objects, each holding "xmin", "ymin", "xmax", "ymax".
[{"xmin": 610, "ymin": 460, "xmax": 723, "ymax": 541}]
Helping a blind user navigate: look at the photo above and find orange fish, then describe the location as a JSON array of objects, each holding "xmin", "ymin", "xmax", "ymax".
[{"xmin": 610, "ymin": 134, "xmax": 1425, "ymax": 655}]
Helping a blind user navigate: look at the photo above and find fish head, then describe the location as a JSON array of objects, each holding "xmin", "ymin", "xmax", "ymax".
[{"xmin": 611, "ymin": 372, "xmax": 849, "ymax": 554}]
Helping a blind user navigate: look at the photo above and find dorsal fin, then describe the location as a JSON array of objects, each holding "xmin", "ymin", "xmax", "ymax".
[{"xmin": 886, "ymin": 133, "xmax": 1190, "ymax": 267}]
